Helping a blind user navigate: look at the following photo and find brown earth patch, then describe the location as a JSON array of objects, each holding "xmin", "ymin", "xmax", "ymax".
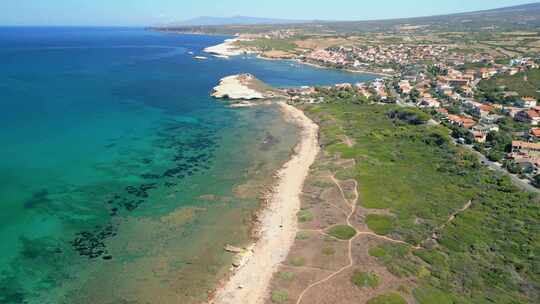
[
  {"xmin": 285, "ymin": 233, "xmax": 350, "ymax": 272},
  {"xmin": 264, "ymin": 116, "xmax": 416, "ymax": 303}
]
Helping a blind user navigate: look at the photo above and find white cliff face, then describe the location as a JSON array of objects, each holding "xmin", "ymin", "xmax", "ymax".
[{"xmin": 211, "ymin": 74, "xmax": 266, "ymax": 100}]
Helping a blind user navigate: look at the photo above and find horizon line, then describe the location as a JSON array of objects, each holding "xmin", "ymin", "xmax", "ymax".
[{"xmin": 2, "ymin": 1, "xmax": 539, "ymax": 28}]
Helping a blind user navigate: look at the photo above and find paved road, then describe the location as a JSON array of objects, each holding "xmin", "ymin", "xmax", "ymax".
[{"xmin": 464, "ymin": 144, "xmax": 540, "ymax": 193}]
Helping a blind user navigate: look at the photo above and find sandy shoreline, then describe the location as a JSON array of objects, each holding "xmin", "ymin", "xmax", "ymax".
[
  {"xmin": 204, "ymin": 37, "xmax": 391, "ymax": 78},
  {"xmin": 210, "ymin": 102, "xmax": 320, "ymax": 304},
  {"xmin": 204, "ymin": 38, "xmax": 246, "ymax": 57},
  {"xmin": 292, "ymin": 59, "xmax": 393, "ymax": 77}
]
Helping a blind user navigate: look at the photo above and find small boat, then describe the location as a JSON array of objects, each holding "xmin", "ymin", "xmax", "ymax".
[
  {"xmin": 194, "ymin": 56, "xmax": 208, "ymax": 60},
  {"xmin": 188, "ymin": 51, "xmax": 194, "ymax": 55}
]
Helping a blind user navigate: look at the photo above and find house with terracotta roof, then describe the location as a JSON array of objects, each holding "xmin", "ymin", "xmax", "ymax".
[
  {"xmin": 512, "ymin": 141, "xmax": 540, "ymax": 161},
  {"xmin": 530, "ymin": 128, "xmax": 540, "ymax": 140},
  {"xmin": 473, "ymin": 131, "xmax": 487, "ymax": 143},
  {"xmin": 479, "ymin": 68, "xmax": 490, "ymax": 79},
  {"xmin": 417, "ymin": 97, "xmax": 440, "ymax": 108},
  {"xmin": 503, "ymin": 106, "xmax": 526, "ymax": 118},
  {"xmin": 474, "ymin": 103, "xmax": 494, "ymax": 118},
  {"xmin": 335, "ymin": 83, "xmax": 353, "ymax": 90},
  {"xmin": 448, "ymin": 114, "xmax": 476, "ymax": 129},
  {"xmin": 436, "ymin": 108, "xmax": 449, "ymax": 117},
  {"xmin": 515, "ymin": 109, "xmax": 540, "ymax": 126},
  {"xmin": 398, "ymin": 80, "xmax": 411, "ymax": 94}
]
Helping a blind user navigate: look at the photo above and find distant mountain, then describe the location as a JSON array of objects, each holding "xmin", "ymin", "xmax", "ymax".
[
  {"xmin": 475, "ymin": 2, "xmax": 540, "ymax": 14},
  {"xmin": 169, "ymin": 16, "xmax": 306, "ymax": 26},
  {"xmin": 154, "ymin": 2, "xmax": 540, "ymax": 34},
  {"xmin": 313, "ymin": 1, "xmax": 540, "ymax": 33}
]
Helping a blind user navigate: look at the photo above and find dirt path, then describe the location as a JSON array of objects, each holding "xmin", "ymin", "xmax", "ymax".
[
  {"xmin": 285, "ymin": 123, "xmax": 474, "ymax": 304},
  {"xmin": 295, "ymin": 175, "xmax": 359, "ymax": 304},
  {"xmin": 294, "ymin": 177, "xmax": 472, "ymax": 303},
  {"xmin": 428, "ymin": 200, "xmax": 473, "ymax": 243}
]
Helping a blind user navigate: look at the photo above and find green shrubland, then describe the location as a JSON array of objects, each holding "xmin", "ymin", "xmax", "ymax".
[{"xmin": 305, "ymin": 103, "xmax": 540, "ymax": 303}]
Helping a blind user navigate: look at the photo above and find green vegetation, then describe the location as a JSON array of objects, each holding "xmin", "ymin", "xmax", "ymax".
[
  {"xmin": 368, "ymin": 246, "xmax": 387, "ymax": 258},
  {"xmin": 322, "ymin": 246, "xmax": 336, "ymax": 256},
  {"xmin": 289, "ymin": 257, "xmax": 306, "ymax": 267},
  {"xmin": 305, "ymin": 103, "xmax": 540, "ymax": 303},
  {"xmin": 310, "ymin": 103, "xmax": 474, "ymax": 243},
  {"xmin": 366, "ymin": 293, "xmax": 407, "ymax": 304},
  {"xmin": 412, "ymin": 286, "xmax": 454, "ymax": 304},
  {"xmin": 371, "ymin": 243, "xmax": 421, "ymax": 278},
  {"xmin": 295, "ymin": 231, "xmax": 311, "ymax": 240},
  {"xmin": 478, "ymin": 68, "xmax": 540, "ymax": 100},
  {"xmin": 351, "ymin": 271, "xmax": 380, "ymax": 288},
  {"xmin": 297, "ymin": 209, "xmax": 314, "ymax": 222},
  {"xmin": 277, "ymin": 271, "xmax": 296, "ymax": 281},
  {"xmin": 387, "ymin": 108, "xmax": 430, "ymax": 125},
  {"xmin": 326, "ymin": 225, "xmax": 357, "ymax": 240},
  {"xmin": 236, "ymin": 38, "xmax": 297, "ymax": 52},
  {"xmin": 365, "ymin": 214, "xmax": 394, "ymax": 235},
  {"xmin": 271, "ymin": 290, "xmax": 289, "ymax": 303}
]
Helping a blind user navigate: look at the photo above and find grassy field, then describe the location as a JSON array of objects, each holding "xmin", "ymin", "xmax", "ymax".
[
  {"xmin": 235, "ymin": 38, "xmax": 298, "ymax": 53},
  {"xmin": 365, "ymin": 214, "xmax": 394, "ymax": 235},
  {"xmin": 478, "ymin": 68, "xmax": 540, "ymax": 99},
  {"xmin": 366, "ymin": 293, "xmax": 407, "ymax": 304},
  {"xmin": 305, "ymin": 103, "xmax": 540, "ymax": 303},
  {"xmin": 327, "ymin": 225, "xmax": 356, "ymax": 240},
  {"xmin": 351, "ymin": 271, "xmax": 380, "ymax": 288}
]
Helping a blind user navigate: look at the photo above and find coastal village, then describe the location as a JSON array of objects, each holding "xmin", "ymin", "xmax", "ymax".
[
  {"xmin": 159, "ymin": 6, "xmax": 540, "ymax": 303},
  {"xmin": 284, "ymin": 48, "xmax": 540, "ymax": 187},
  {"xmin": 199, "ymin": 21, "xmax": 540, "ymax": 301}
]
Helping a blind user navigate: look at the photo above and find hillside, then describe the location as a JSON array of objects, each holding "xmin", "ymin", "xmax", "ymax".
[
  {"xmin": 167, "ymin": 16, "xmax": 306, "ymax": 26},
  {"xmin": 153, "ymin": 2, "xmax": 540, "ymax": 34}
]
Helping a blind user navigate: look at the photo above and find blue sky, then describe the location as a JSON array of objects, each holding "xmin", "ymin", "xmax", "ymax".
[{"xmin": 0, "ymin": 0, "xmax": 536, "ymax": 26}]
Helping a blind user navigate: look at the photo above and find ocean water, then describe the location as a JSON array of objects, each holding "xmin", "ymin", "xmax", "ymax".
[{"xmin": 0, "ymin": 27, "xmax": 375, "ymax": 304}]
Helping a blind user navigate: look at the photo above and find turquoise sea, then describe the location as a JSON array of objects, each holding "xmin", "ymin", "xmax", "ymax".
[{"xmin": 0, "ymin": 27, "xmax": 375, "ymax": 303}]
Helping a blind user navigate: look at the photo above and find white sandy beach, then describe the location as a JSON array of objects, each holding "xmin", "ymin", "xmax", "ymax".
[
  {"xmin": 210, "ymin": 102, "xmax": 320, "ymax": 304},
  {"xmin": 204, "ymin": 38, "xmax": 245, "ymax": 57}
]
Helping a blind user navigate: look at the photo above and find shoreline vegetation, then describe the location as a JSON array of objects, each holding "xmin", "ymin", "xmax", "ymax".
[
  {"xmin": 208, "ymin": 72, "xmax": 539, "ymax": 303},
  {"xmin": 209, "ymin": 74, "xmax": 320, "ymax": 303},
  {"xmin": 264, "ymin": 101, "xmax": 539, "ymax": 304}
]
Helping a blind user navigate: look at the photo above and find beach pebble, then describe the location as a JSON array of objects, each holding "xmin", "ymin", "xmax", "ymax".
[
  {"xmin": 232, "ymin": 261, "xmax": 242, "ymax": 268},
  {"xmin": 224, "ymin": 244, "xmax": 243, "ymax": 253}
]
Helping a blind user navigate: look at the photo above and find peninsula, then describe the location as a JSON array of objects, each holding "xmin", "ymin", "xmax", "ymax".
[
  {"xmin": 212, "ymin": 73, "xmax": 286, "ymax": 106},
  {"xmin": 204, "ymin": 38, "xmax": 246, "ymax": 58}
]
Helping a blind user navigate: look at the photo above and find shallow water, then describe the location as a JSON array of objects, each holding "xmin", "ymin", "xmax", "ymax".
[{"xmin": 0, "ymin": 27, "xmax": 376, "ymax": 303}]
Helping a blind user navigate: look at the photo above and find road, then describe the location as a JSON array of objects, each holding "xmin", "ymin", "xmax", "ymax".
[{"xmin": 464, "ymin": 144, "xmax": 540, "ymax": 193}]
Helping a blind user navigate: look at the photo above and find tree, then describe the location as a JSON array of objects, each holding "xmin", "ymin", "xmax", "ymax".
[
  {"xmin": 410, "ymin": 89, "xmax": 420, "ymax": 103},
  {"xmin": 487, "ymin": 150, "xmax": 504, "ymax": 162},
  {"xmin": 533, "ymin": 174, "xmax": 540, "ymax": 188},
  {"xmin": 504, "ymin": 160, "xmax": 522, "ymax": 174},
  {"xmin": 486, "ymin": 131, "xmax": 512, "ymax": 153}
]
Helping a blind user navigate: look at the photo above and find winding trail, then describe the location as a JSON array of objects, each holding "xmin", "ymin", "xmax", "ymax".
[
  {"xmin": 295, "ymin": 172, "xmax": 471, "ymax": 303},
  {"xmin": 295, "ymin": 174, "xmax": 359, "ymax": 304},
  {"xmin": 291, "ymin": 125, "xmax": 475, "ymax": 304}
]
